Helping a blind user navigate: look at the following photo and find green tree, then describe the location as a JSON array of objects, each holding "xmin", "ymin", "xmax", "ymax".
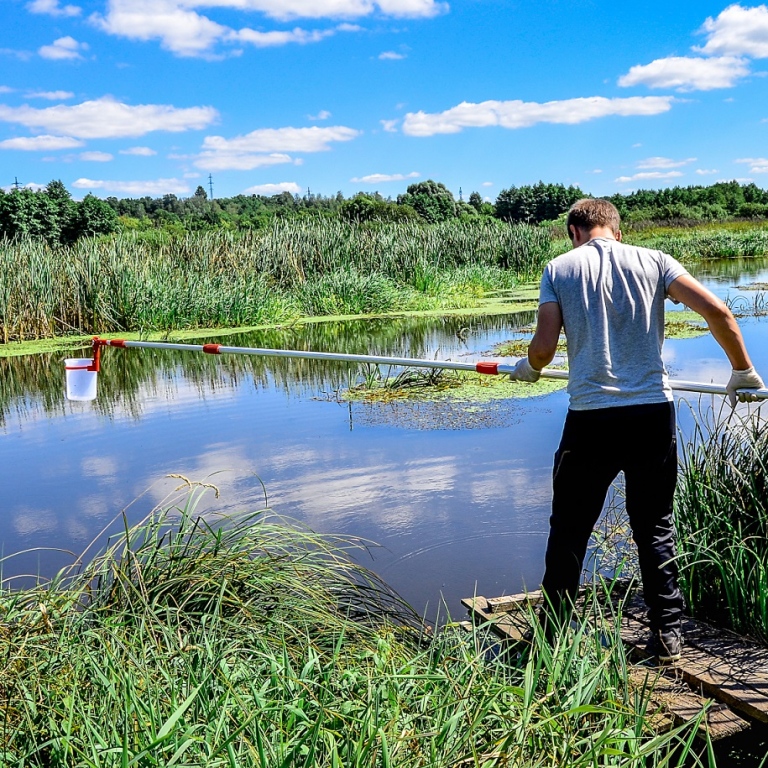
[
  {"xmin": 468, "ymin": 191, "xmax": 483, "ymax": 211},
  {"xmin": 65, "ymin": 194, "xmax": 119, "ymax": 240},
  {"xmin": 495, "ymin": 182, "xmax": 584, "ymax": 224},
  {"xmin": 0, "ymin": 188, "xmax": 60, "ymax": 241},
  {"xmin": 397, "ymin": 180, "xmax": 457, "ymax": 223}
]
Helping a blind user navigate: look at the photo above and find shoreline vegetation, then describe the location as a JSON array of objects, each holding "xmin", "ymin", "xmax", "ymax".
[
  {"xmin": 0, "ymin": 486, "xmax": 709, "ymax": 767},
  {"xmin": 2, "ymin": 219, "xmax": 767, "ymax": 357},
  {"xmin": 3, "ymin": 195, "xmax": 768, "ymax": 763}
]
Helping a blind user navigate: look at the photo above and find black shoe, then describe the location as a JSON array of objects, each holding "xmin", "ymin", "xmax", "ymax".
[{"xmin": 646, "ymin": 628, "xmax": 682, "ymax": 663}]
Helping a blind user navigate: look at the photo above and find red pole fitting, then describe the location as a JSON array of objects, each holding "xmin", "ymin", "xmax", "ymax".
[
  {"xmin": 475, "ymin": 362, "xmax": 499, "ymax": 375},
  {"xmin": 203, "ymin": 344, "xmax": 222, "ymax": 355},
  {"xmin": 88, "ymin": 337, "xmax": 106, "ymax": 372}
]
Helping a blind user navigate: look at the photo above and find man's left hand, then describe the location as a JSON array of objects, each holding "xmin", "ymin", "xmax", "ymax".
[
  {"xmin": 508, "ymin": 357, "xmax": 541, "ymax": 383},
  {"xmin": 726, "ymin": 367, "xmax": 765, "ymax": 407}
]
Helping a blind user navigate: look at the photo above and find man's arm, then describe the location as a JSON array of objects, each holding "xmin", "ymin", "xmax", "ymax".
[
  {"xmin": 528, "ymin": 301, "xmax": 563, "ymax": 370},
  {"xmin": 667, "ymin": 274, "xmax": 752, "ymax": 370},
  {"xmin": 668, "ymin": 274, "xmax": 764, "ymax": 404}
]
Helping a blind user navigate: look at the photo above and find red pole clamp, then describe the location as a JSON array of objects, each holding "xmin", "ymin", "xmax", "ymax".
[
  {"xmin": 475, "ymin": 361, "xmax": 499, "ymax": 375},
  {"xmin": 88, "ymin": 337, "xmax": 106, "ymax": 372}
]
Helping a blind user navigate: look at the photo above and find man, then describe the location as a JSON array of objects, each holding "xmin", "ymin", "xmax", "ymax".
[{"xmin": 508, "ymin": 198, "xmax": 764, "ymax": 661}]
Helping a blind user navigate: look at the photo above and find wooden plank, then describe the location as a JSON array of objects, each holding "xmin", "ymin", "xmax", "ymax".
[
  {"xmin": 486, "ymin": 591, "xmax": 543, "ymax": 614},
  {"xmin": 619, "ymin": 612, "xmax": 768, "ymax": 725},
  {"xmin": 628, "ymin": 668, "xmax": 749, "ymax": 740},
  {"xmin": 622, "ymin": 594, "xmax": 768, "ymax": 682},
  {"xmin": 460, "ymin": 596, "xmax": 531, "ymax": 642},
  {"xmin": 462, "ymin": 595, "xmax": 747, "ymax": 740}
]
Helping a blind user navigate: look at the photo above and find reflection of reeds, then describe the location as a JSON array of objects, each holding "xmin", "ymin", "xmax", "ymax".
[
  {"xmin": 0, "ymin": 485, "xmax": 701, "ymax": 766},
  {"xmin": 0, "ymin": 312, "xmax": 536, "ymax": 424},
  {"xmin": 676, "ymin": 406, "xmax": 768, "ymax": 641},
  {"xmin": 0, "ymin": 221, "xmax": 553, "ymax": 342}
]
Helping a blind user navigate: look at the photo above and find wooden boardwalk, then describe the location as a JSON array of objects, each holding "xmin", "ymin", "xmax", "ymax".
[{"xmin": 461, "ymin": 589, "xmax": 768, "ymax": 741}]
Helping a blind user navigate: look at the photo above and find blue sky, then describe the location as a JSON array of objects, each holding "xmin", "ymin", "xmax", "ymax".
[{"xmin": 1, "ymin": 0, "xmax": 768, "ymax": 200}]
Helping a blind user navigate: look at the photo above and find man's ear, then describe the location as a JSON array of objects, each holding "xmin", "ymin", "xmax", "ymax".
[{"xmin": 615, "ymin": 229, "xmax": 623, "ymax": 242}]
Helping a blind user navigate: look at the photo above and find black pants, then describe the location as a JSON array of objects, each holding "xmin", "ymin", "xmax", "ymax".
[{"xmin": 541, "ymin": 401, "xmax": 683, "ymax": 633}]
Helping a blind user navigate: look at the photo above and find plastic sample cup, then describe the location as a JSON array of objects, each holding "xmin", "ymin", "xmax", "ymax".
[{"xmin": 64, "ymin": 358, "xmax": 98, "ymax": 401}]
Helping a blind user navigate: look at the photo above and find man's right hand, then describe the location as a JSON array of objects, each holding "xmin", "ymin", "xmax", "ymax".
[
  {"xmin": 508, "ymin": 357, "xmax": 541, "ymax": 383},
  {"xmin": 726, "ymin": 367, "xmax": 765, "ymax": 407}
]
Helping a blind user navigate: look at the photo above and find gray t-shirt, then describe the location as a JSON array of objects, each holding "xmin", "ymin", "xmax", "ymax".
[{"xmin": 539, "ymin": 237, "xmax": 689, "ymax": 410}]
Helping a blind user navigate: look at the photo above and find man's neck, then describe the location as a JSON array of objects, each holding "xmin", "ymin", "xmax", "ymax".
[{"xmin": 571, "ymin": 225, "xmax": 621, "ymax": 247}]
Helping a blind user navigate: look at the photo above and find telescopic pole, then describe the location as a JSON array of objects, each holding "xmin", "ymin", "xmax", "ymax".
[{"xmin": 87, "ymin": 337, "xmax": 768, "ymax": 401}]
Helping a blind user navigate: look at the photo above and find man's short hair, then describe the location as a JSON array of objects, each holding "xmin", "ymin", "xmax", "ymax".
[{"xmin": 566, "ymin": 198, "xmax": 621, "ymax": 235}]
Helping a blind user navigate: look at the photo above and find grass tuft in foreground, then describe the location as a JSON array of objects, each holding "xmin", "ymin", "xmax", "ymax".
[
  {"xmin": 0, "ymin": 484, "xmax": 707, "ymax": 767},
  {"xmin": 676, "ymin": 406, "xmax": 768, "ymax": 642}
]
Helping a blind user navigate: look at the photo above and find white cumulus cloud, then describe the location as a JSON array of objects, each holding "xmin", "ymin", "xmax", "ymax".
[
  {"xmin": 28, "ymin": 0, "xmax": 81, "ymax": 16},
  {"xmin": 402, "ymin": 96, "xmax": 674, "ymax": 137},
  {"xmin": 379, "ymin": 51, "xmax": 405, "ymax": 59},
  {"xmin": 615, "ymin": 171, "xmax": 684, "ymax": 183},
  {"xmin": 482, "ymin": 181, "xmax": 493, "ymax": 187},
  {"xmin": 736, "ymin": 157, "xmax": 768, "ymax": 173},
  {"xmin": 39, "ymin": 36, "xmax": 89, "ymax": 60},
  {"xmin": 350, "ymin": 171, "xmax": 419, "ymax": 183},
  {"xmin": 92, "ymin": 0, "xmax": 367, "ymax": 57},
  {"xmin": 192, "ymin": 0, "xmax": 446, "ymax": 21},
  {"xmin": 697, "ymin": 4, "xmax": 768, "ymax": 58},
  {"xmin": 0, "ymin": 134, "xmax": 84, "ymax": 150},
  {"xmin": 380, "ymin": 118, "xmax": 399, "ymax": 132},
  {"xmin": 637, "ymin": 156, "xmax": 696, "ymax": 169},
  {"xmin": 696, "ymin": 168, "xmax": 719, "ymax": 175},
  {"xmin": 72, "ymin": 177, "xmax": 191, "ymax": 195},
  {"xmin": 618, "ymin": 55, "xmax": 749, "ymax": 91},
  {"xmin": 308, "ymin": 110, "xmax": 331, "ymax": 121},
  {"xmin": 196, "ymin": 125, "xmax": 360, "ymax": 170},
  {"xmin": 231, "ymin": 26, "xmax": 338, "ymax": 48},
  {"xmin": 0, "ymin": 97, "xmax": 218, "ymax": 139},
  {"xmin": 119, "ymin": 145, "xmax": 157, "ymax": 155},
  {"xmin": 80, "ymin": 150, "xmax": 113, "ymax": 161},
  {"xmin": 196, "ymin": 151, "xmax": 293, "ymax": 171},
  {"xmin": 26, "ymin": 90, "xmax": 75, "ymax": 100},
  {"xmin": 242, "ymin": 182, "xmax": 302, "ymax": 195}
]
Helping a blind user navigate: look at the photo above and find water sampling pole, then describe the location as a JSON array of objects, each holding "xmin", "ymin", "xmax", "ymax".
[{"xmin": 64, "ymin": 336, "xmax": 768, "ymax": 402}]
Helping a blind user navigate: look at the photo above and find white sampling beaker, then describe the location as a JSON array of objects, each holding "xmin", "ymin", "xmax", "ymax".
[{"xmin": 65, "ymin": 358, "xmax": 98, "ymax": 401}]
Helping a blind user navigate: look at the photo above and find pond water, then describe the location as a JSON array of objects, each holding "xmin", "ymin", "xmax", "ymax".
[{"xmin": 1, "ymin": 258, "xmax": 767, "ymax": 622}]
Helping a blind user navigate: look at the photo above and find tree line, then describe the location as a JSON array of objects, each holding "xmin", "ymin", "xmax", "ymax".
[{"xmin": 2, "ymin": 178, "xmax": 768, "ymax": 244}]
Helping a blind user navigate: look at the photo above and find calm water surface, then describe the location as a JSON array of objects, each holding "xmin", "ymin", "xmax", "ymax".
[{"xmin": 2, "ymin": 258, "xmax": 767, "ymax": 619}]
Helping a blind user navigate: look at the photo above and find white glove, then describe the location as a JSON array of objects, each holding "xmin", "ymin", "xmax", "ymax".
[
  {"xmin": 508, "ymin": 357, "xmax": 541, "ymax": 383},
  {"xmin": 726, "ymin": 367, "xmax": 765, "ymax": 407}
]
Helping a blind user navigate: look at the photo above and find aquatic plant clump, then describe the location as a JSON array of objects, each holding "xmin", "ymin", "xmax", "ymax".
[
  {"xmin": 675, "ymin": 408, "xmax": 768, "ymax": 641},
  {"xmin": 0, "ymin": 486, "xmax": 703, "ymax": 767},
  {"xmin": 343, "ymin": 365, "xmax": 567, "ymax": 404}
]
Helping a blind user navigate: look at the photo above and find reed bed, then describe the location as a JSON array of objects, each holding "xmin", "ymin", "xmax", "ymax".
[
  {"xmin": 0, "ymin": 485, "xmax": 706, "ymax": 768},
  {"xmin": 629, "ymin": 229, "xmax": 768, "ymax": 262},
  {"xmin": 675, "ymin": 407, "xmax": 768, "ymax": 641},
  {"xmin": 0, "ymin": 220, "xmax": 552, "ymax": 342}
]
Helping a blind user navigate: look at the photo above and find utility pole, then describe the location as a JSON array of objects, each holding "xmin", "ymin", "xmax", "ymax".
[
  {"xmin": 208, "ymin": 174, "xmax": 214, "ymax": 200},
  {"xmin": 459, "ymin": 186, "xmax": 463, "ymax": 201},
  {"xmin": 12, "ymin": 177, "xmax": 21, "ymax": 191}
]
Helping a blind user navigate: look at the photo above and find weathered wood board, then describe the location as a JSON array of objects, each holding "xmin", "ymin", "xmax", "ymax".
[{"xmin": 461, "ymin": 590, "xmax": 754, "ymax": 741}]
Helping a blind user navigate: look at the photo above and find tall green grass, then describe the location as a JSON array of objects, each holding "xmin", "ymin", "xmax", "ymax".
[
  {"xmin": 627, "ymin": 229, "xmax": 768, "ymax": 262},
  {"xmin": 675, "ymin": 407, "xmax": 768, "ymax": 641},
  {"xmin": 0, "ymin": 220, "xmax": 553, "ymax": 342},
  {"xmin": 0, "ymin": 485, "xmax": 707, "ymax": 767}
]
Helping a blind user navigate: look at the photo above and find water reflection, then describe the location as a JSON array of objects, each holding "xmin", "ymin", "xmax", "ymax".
[
  {"xmin": 0, "ymin": 310, "xmax": 537, "ymax": 424},
  {"xmin": 0, "ymin": 261, "xmax": 766, "ymax": 617}
]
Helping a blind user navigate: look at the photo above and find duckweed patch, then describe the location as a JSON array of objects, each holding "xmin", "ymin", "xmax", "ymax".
[{"xmin": 343, "ymin": 367, "xmax": 567, "ymax": 405}]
